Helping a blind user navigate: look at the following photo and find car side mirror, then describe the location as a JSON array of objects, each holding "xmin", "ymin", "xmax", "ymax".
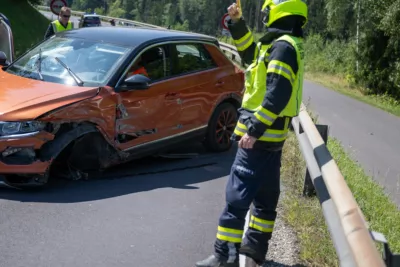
[
  {"xmin": 117, "ymin": 74, "xmax": 151, "ymax": 92},
  {"xmin": 0, "ymin": 51, "xmax": 9, "ymax": 66}
]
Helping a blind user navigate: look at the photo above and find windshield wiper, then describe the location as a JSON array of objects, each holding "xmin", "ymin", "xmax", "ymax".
[
  {"xmin": 54, "ymin": 57, "xmax": 84, "ymax": 86},
  {"xmin": 35, "ymin": 48, "xmax": 44, "ymax": 81}
]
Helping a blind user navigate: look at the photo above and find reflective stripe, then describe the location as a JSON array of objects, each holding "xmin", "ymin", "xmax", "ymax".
[
  {"xmin": 234, "ymin": 31, "xmax": 254, "ymax": 51},
  {"xmin": 255, "ymin": 42, "xmax": 262, "ymax": 61},
  {"xmin": 216, "ymin": 226, "xmax": 243, "ymax": 243},
  {"xmin": 234, "ymin": 122, "xmax": 288, "ymax": 142},
  {"xmin": 249, "ymin": 215, "xmax": 274, "ymax": 233},
  {"xmin": 254, "ymin": 107, "xmax": 278, "ymax": 126},
  {"xmin": 234, "ymin": 124, "xmax": 246, "ymax": 135},
  {"xmin": 257, "ymin": 46, "xmax": 270, "ymax": 63},
  {"xmin": 267, "ymin": 60, "xmax": 296, "ymax": 84}
]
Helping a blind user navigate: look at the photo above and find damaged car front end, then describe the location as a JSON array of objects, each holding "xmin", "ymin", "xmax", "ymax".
[
  {"xmin": 0, "ymin": 24, "xmax": 133, "ymax": 189},
  {"xmin": 0, "ymin": 122, "xmax": 56, "ymax": 188},
  {"xmin": 0, "ymin": 90, "xmax": 125, "ymax": 189}
]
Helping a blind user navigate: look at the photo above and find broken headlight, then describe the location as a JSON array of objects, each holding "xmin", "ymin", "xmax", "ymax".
[{"xmin": 0, "ymin": 121, "xmax": 46, "ymax": 137}]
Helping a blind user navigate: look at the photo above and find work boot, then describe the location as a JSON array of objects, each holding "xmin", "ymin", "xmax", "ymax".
[
  {"xmin": 239, "ymin": 244, "xmax": 266, "ymax": 266},
  {"xmin": 195, "ymin": 254, "xmax": 239, "ymax": 267}
]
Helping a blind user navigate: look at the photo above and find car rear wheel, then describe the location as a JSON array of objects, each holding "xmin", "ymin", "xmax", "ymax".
[{"xmin": 203, "ymin": 102, "xmax": 238, "ymax": 152}]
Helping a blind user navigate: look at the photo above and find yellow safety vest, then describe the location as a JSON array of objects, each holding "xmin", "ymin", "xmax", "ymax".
[
  {"xmin": 234, "ymin": 34, "xmax": 305, "ymax": 144},
  {"xmin": 51, "ymin": 20, "xmax": 73, "ymax": 33}
]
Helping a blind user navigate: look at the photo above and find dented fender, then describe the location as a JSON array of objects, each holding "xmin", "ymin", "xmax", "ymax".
[{"xmin": 37, "ymin": 86, "xmax": 120, "ymax": 147}]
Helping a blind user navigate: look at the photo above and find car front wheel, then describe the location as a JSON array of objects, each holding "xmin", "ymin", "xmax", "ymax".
[{"xmin": 203, "ymin": 102, "xmax": 238, "ymax": 152}]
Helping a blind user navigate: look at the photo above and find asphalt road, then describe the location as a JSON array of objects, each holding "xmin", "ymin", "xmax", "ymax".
[
  {"xmin": 0, "ymin": 142, "xmax": 236, "ymax": 267},
  {"xmin": 303, "ymin": 80, "xmax": 400, "ymax": 206}
]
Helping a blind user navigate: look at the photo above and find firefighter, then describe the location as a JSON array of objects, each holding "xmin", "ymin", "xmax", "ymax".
[
  {"xmin": 195, "ymin": 0, "xmax": 307, "ymax": 266},
  {"xmin": 126, "ymin": 56, "xmax": 148, "ymax": 78},
  {"xmin": 44, "ymin": 6, "xmax": 74, "ymax": 40}
]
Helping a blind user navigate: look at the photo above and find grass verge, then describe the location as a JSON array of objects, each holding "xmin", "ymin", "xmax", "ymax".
[
  {"xmin": 280, "ymin": 117, "xmax": 400, "ymax": 266},
  {"xmin": 305, "ymin": 72, "xmax": 400, "ymax": 117},
  {"xmin": 2, "ymin": 0, "xmax": 50, "ymax": 57}
]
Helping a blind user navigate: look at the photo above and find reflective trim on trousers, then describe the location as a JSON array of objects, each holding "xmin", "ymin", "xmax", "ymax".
[
  {"xmin": 216, "ymin": 226, "xmax": 243, "ymax": 243},
  {"xmin": 249, "ymin": 215, "xmax": 274, "ymax": 233}
]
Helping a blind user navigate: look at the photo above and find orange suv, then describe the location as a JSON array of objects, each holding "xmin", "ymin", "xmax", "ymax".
[{"xmin": 0, "ymin": 24, "xmax": 244, "ymax": 189}]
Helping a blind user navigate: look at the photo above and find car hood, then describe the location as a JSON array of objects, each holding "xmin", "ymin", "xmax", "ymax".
[{"xmin": 0, "ymin": 70, "xmax": 99, "ymax": 121}]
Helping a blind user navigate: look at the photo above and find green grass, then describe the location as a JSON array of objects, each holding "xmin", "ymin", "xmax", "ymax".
[
  {"xmin": 305, "ymin": 72, "xmax": 400, "ymax": 118},
  {"xmin": 280, "ymin": 120, "xmax": 400, "ymax": 266},
  {"xmin": 1, "ymin": 0, "xmax": 50, "ymax": 57}
]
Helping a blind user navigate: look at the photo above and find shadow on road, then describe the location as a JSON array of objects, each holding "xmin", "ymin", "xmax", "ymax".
[{"xmin": 0, "ymin": 142, "xmax": 237, "ymax": 204}]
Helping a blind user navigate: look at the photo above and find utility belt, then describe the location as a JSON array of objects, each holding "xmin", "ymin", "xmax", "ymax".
[{"xmin": 231, "ymin": 109, "xmax": 292, "ymax": 151}]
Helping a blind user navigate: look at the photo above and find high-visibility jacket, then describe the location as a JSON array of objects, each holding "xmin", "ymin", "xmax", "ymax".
[
  {"xmin": 128, "ymin": 66, "xmax": 148, "ymax": 77},
  {"xmin": 51, "ymin": 20, "xmax": 73, "ymax": 33},
  {"xmin": 228, "ymin": 18, "xmax": 305, "ymax": 149}
]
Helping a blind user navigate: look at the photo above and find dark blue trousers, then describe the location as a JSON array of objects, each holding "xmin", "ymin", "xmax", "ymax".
[{"xmin": 214, "ymin": 147, "xmax": 282, "ymax": 263}]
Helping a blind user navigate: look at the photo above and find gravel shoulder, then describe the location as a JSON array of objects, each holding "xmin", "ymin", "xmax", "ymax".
[{"xmin": 263, "ymin": 195, "xmax": 303, "ymax": 267}]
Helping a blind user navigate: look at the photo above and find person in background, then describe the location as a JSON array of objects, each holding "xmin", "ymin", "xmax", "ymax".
[
  {"xmin": 44, "ymin": 6, "xmax": 73, "ymax": 40},
  {"xmin": 110, "ymin": 19, "xmax": 116, "ymax": 26}
]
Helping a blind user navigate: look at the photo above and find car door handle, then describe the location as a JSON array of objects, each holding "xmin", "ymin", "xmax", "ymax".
[
  {"xmin": 165, "ymin": 92, "xmax": 180, "ymax": 100},
  {"xmin": 215, "ymin": 81, "xmax": 225, "ymax": 87}
]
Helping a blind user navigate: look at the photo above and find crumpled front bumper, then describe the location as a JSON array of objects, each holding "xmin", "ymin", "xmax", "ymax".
[{"xmin": 0, "ymin": 131, "xmax": 55, "ymax": 188}]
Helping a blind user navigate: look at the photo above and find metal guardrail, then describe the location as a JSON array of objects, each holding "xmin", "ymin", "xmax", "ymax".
[
  {"xmin": 34, "ymin": 4, "xmax": 399, "ymax": 267},
  {"xmin": 292, "ymin": 105, "xmax": 384, "ymax": 267},
  {"xmin": 35, "ymin": 5, "xmax": 164, "ymax": 29}
]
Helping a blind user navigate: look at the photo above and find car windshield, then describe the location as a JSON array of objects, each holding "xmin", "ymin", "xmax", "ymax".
[{"xmin": 6, "ymin": 36, "xmax": 132, "ymax": 87}]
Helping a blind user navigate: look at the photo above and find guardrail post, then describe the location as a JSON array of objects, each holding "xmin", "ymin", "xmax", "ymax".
[
  {"xmin": 300, "ymin": 123, "xmax": 329, "ymax": 197},
  {"xmin": 371, "ymin": 231, "xmax": 400, "ymax": 267}
]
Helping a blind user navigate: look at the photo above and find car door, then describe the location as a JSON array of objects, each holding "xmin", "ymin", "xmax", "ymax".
[
  {"xmin": 169, "ymin": 42, "xmax": 221, "ymax": 131},
  {"xmin": 114, "ymin": 44, "xmax": 183, "ymax": 151},
  {"xmin": 0, "ymin": 17, "xmax": 14, "ymax": 63}
]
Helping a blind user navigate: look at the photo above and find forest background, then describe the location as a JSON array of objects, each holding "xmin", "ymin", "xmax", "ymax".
[{"xmin": 34, "ymin": 0, "xmax": 400, "ymax": 103}]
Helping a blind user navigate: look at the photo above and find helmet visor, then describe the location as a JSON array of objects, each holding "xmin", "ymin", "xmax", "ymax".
[
  {"xmin": 262, "ymin": 0, "xmax": 274, "ymax": 11},
  {"xmin": 261, "ymin": 0, "xmax": 275, "ymax": 25}
]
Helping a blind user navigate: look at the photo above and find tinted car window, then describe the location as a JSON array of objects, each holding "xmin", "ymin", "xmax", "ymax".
[
  {"xmin": 127, "ymin": 45, "xmax": 170, "ymax": 82},
  {"xmin": 173, "ymin": 43, "xmax": 217, "ymax": 75}
]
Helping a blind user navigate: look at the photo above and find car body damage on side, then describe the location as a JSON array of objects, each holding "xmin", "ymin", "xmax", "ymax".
[{"xmin": 0, "ymin": 26, "xmax": 244, "ymax": 189}]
